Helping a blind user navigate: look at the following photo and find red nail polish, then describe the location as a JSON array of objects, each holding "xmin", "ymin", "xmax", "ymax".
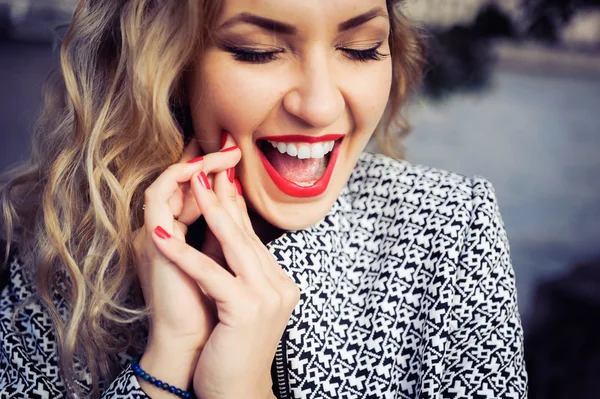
[
  {"xmin": 227, "ymin": 168, "xmax": 235, "ymax": 183},
  {"xmin": 198, "ymin": 171, "xmax": 211, "ymax": 190},
  {"xmin": 187, "ymin": 156, "xmax": 204, "ymax": 164},
  {"xmin": 154, "ymin": 226, "xmax": 171, "ymax": 239},
  {"xmin": 220, "ymin": 132, "xmax": 228, "ymax": 148},
  {"xmin": 221, "ymin": 145, "xmax": 239, "ymax": 153},
  {"xmin": 235, "ymin": 178, "xmax": 242, "ymax": 196}
]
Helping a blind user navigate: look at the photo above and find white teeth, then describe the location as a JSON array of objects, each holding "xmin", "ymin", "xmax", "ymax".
[
  {"xmin": 311, "ymin": 143, "xmax": 324, "ymax": 158},
  {"xmin": 265, "ymin": 140, "xmax": 335, "ymax": 159},
  {"xmin": 286, "ymin": 143, "xmax": 298, "ymax": 157},
  {"xmin": 277, "ymin": 142, "xmax": 287, "ymax": 154},
  {"xmin": 297, "ymin": 145, "xmax": 311, "ymax": 159}
]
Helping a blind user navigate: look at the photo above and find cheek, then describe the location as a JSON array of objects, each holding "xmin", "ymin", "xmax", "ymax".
[
  {"xmin": 191, "ymin": 54, "xmax": 284, "ymax": 139},
  {"xmin": 192, "ymin": 52, "xmax": 393, "ymax": 142},
  {"xmin": 344, "ymin": 60, "xmax": 393, "ymax": 133}
]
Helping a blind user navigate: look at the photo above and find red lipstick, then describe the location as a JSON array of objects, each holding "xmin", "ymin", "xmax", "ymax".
[
  {"xmin": 258, "ymin": 134, "xmax": 344, "ymax": 144},
  {"xmin": 257, "ymin": 136, "xmax": 344, "ymax": 198}
]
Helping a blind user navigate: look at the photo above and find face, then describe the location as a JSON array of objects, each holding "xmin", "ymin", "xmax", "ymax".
[{"xmin": 190, "ymin": 0, "xmax": 393, "ymax": 231}]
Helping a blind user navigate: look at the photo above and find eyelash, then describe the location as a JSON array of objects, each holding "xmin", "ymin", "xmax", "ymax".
[
  {"xmin": 225, "ymin": 46, "xmax": 282, "ymax": 63},
  {"xmin": 225, "ymin": 43, "xmax": 388, "ymax": 64},
  {"xmin": 338, "ymin": 44, "xmax": 388, "ymax": 63}
]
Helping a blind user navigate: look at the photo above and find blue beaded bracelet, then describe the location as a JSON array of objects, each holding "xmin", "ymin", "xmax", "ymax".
[{"xmin": 130, "ymin": 356, "xmax": 194, "ymax": 399}]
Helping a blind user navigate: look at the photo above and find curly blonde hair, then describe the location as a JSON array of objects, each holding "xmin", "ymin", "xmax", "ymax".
[{"xmin": 0, "ymin": 0, "xmax": 424, "ymax": 397}]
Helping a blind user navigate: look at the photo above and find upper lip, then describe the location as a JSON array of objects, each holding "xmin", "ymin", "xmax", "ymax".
[{"xmin": 256, "ymin": 134, "xmax": 345, "ymax": 144}]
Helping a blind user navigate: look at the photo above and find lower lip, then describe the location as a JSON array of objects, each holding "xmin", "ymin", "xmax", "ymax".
[{"xmin": 257, "ymin": 139, "xmax": 343, "ymax": 198}]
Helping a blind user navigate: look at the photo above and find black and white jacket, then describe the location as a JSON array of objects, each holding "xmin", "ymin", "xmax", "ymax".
[{"xmin": 0, "ymin": 153, "xmax": 528, "ymax": 398}]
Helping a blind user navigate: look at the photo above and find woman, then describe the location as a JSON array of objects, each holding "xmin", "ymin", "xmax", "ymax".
[{"xmin": 0, "ymin": 0, "xmax": 528, "ymax": 398}]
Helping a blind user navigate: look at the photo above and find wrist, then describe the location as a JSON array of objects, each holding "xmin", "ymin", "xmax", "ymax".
[
  {"xmin": 137, "ymin": 342, "xmax": 201, "ymax": 398},
  {"xmin": 148, "ymin": 323, "xmax": 208, "ymax": 354},
  {"xmin": 132, "ymin": 356, "xmax": 195, "ymax": 399},
  {"xmin": 147, "ymin": 331, "xmax": 205, "ymax": 356}
]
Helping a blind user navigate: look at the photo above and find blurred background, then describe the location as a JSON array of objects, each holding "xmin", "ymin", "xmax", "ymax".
[{"xmin": 1, "ymin": 0, "xmax": 599, "ymax": 397}]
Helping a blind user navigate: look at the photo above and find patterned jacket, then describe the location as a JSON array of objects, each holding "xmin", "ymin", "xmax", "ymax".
[{"xmin": 0, "ymin": 153, "xmax": 527, "ymax": 398}]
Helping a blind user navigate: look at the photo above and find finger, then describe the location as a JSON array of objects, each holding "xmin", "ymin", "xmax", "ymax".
[
  {"xmin": 232, "ymin": 181, "xmax": 272, "ymax": 264},
  {"xmin": 178, "ymin": 139, "xmax": 202, "ymax": 163},
  {"xmin": 175, "ymin": 147, "xmax": 242, "ymax": 225},
  {"xmin": 201, "ymin": 227, "xmax": 228, "ymax": 270},
  {"xmin": 144, "ymin": 160, "xmax": 206, "ymax": 238},
  {"xmin": 190, "ymin": 170, "xmax": 268, "ymax": 286},
  {"xmin": 231, "ymin": 182, "xmax": 275, "ymax": 266},
  {"xmin": 173, "ymin": 219, "xmax": 189, "ymax": 237},
  {"xmin": 213, "ymin": 169, "xmax": 280, "ymax": 290},
  {"xmin": 233, "ymin": 179, "xmax": 256, "ymax": 239},
  {"xmin": 175, "ymin": 185, "xmax": 201, "ymax": 227},
  {"xmin": 151, "ymin": 225, "xmax": 238, "ymax": 304},
  {"xmin": 214, "ymin": 133, "xmax": 245, "ymax": 230},
  {"xmin": 234, "ymin": 182, "xmax": 294, "ymax": 284},
  {"xmin": 213, "ymin": 168, "xmax": 245, "ymax": 230},
  {"xmin": 201, "ymin": 144, "xmax": 241, "ymax": 172}
]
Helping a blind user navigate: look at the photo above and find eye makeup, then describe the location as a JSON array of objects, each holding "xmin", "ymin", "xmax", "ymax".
[
  {"xmin": 219, "ymin": 40, "xmax": 388, "ymax": 64},
  {"xmin": 337, "ymin": 42, "xmax": 389, "ymax": 62},
  {"xmin": 222, "ymin": 43, "xmax": 285, "ymax": 63}
]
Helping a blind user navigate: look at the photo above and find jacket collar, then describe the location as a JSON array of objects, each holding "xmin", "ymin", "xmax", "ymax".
[{"xmin": 267, "ymin": 182, "xmax": 356, "ymax": 291}]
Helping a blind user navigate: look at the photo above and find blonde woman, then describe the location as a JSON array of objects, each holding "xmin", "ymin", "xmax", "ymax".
[{"xmin": 0, "ymin": 0, "xmax": 527, "ymax": 398}]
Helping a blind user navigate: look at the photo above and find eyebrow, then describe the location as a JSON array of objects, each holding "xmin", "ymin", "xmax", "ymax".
[
  {"xmin": 219, "ymin": 13, "xmax": 297, "ymax": 34},
  {"xmin": 338, "ymin": 7, "xmax": 388, "ymax": 32},
  {"xmin": 218, "ymin": 7, "xmax": 388, "ymax": 34}
]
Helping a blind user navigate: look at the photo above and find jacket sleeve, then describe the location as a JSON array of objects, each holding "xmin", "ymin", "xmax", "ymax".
[
  {"xmin": 100, "ymin": 365, "xmax": 151, "ymax": 398},
  {"xmin": 0, "ymin": 254, "xmax": 151, "ymax": 398},
  {"xmin": 440, "ymin": 177, "xmax": 528, "ymax": 398}
]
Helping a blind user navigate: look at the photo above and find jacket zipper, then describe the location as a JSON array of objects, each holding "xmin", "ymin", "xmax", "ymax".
[{"xmin": 274, "ymin": 338, "xmax": 289, "ymax": 398}]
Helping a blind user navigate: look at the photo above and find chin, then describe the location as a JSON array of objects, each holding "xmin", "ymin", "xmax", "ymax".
[
  {"xmin": 239, "ymin": 132, "xmax": 367, "ymax": 233},
  {"xmin": 256, "ymin": 196, "xmax": 338, "ymax": 231}
]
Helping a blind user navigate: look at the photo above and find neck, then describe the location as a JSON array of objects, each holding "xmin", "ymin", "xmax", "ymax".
[{"xmin": 249, "ymin": 209, "xmax": 285, "ymax": 245}]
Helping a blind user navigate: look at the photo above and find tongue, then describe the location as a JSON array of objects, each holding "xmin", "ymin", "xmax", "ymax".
[{"xmin": 263, "ymin": 145, "xmax": 326, "ymax": 183}]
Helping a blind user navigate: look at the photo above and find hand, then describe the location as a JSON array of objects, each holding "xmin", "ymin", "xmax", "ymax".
[
  {"xmin": 132, "ymin": 140, "xmax": 242, "ymax": 396},
  {"xmin": 150, "ymin": 136, "xmax": 300, "ymax": 399}
]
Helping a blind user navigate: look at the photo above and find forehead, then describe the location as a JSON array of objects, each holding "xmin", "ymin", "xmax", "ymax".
[{"xmin": 217, "ymin": 0, "xmax": 390, "ymax": 29}]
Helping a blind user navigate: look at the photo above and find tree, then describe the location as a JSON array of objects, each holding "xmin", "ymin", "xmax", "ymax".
[{"xmin": 523, "ymin": 0, "xmax": 600, "ymax": 42}]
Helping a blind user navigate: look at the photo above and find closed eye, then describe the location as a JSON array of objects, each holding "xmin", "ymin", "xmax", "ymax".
[
  {"xmin": 224, "ymin": 45, "xmax": 283, "ymax": 64},
  {"xmin": 224, "ymin": 42, "xmax": 389, "ymax": 64},
  {"xmin": 338, "ymin": 42, "xmax": 389, "ymax": 62}
]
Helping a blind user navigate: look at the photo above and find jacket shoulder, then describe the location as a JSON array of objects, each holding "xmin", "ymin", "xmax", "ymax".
[
  {"xmin": 349, "ymin": 152, "xmax": 480, "ymax": 205},
  {"xmin": 345, "ymin": 153, "xmax": 503, "ymax": 252}
]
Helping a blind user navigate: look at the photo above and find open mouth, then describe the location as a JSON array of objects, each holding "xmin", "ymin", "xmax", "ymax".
[{"xmin": 256, "ymin": 134, "xmax": 345, "ymax": 198}]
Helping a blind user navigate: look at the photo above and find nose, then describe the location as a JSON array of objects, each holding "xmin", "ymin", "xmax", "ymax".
[{"xmin": 282, "ymin": 53, "xmax": 345, "ymax": 128}]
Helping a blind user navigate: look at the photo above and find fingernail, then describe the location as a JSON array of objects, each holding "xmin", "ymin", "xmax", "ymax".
[
  {"xmin": 220, "ymin": 145, "xmax": 239, "ymax": 153},
  {"xmin": 187, "ymin": 156, "xmax": 204, "ymax": 164},
  {"xmin": 235, "ymin": 178, "xmax": 242, "ymax": 196},
  {"xmin": 154, "ymin": 226, "xmax": 171, "ymax": 239},
  {"xmin": 220, "ymin": 132, "xmax": 228, "ymax": 148},
  {"xmin": 227, "ymin": 168, "xmax": 235, "ymax": 183},
  {"xmin": 198, "ymin": 171, "xmax": 211, "ymax": 190}
]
